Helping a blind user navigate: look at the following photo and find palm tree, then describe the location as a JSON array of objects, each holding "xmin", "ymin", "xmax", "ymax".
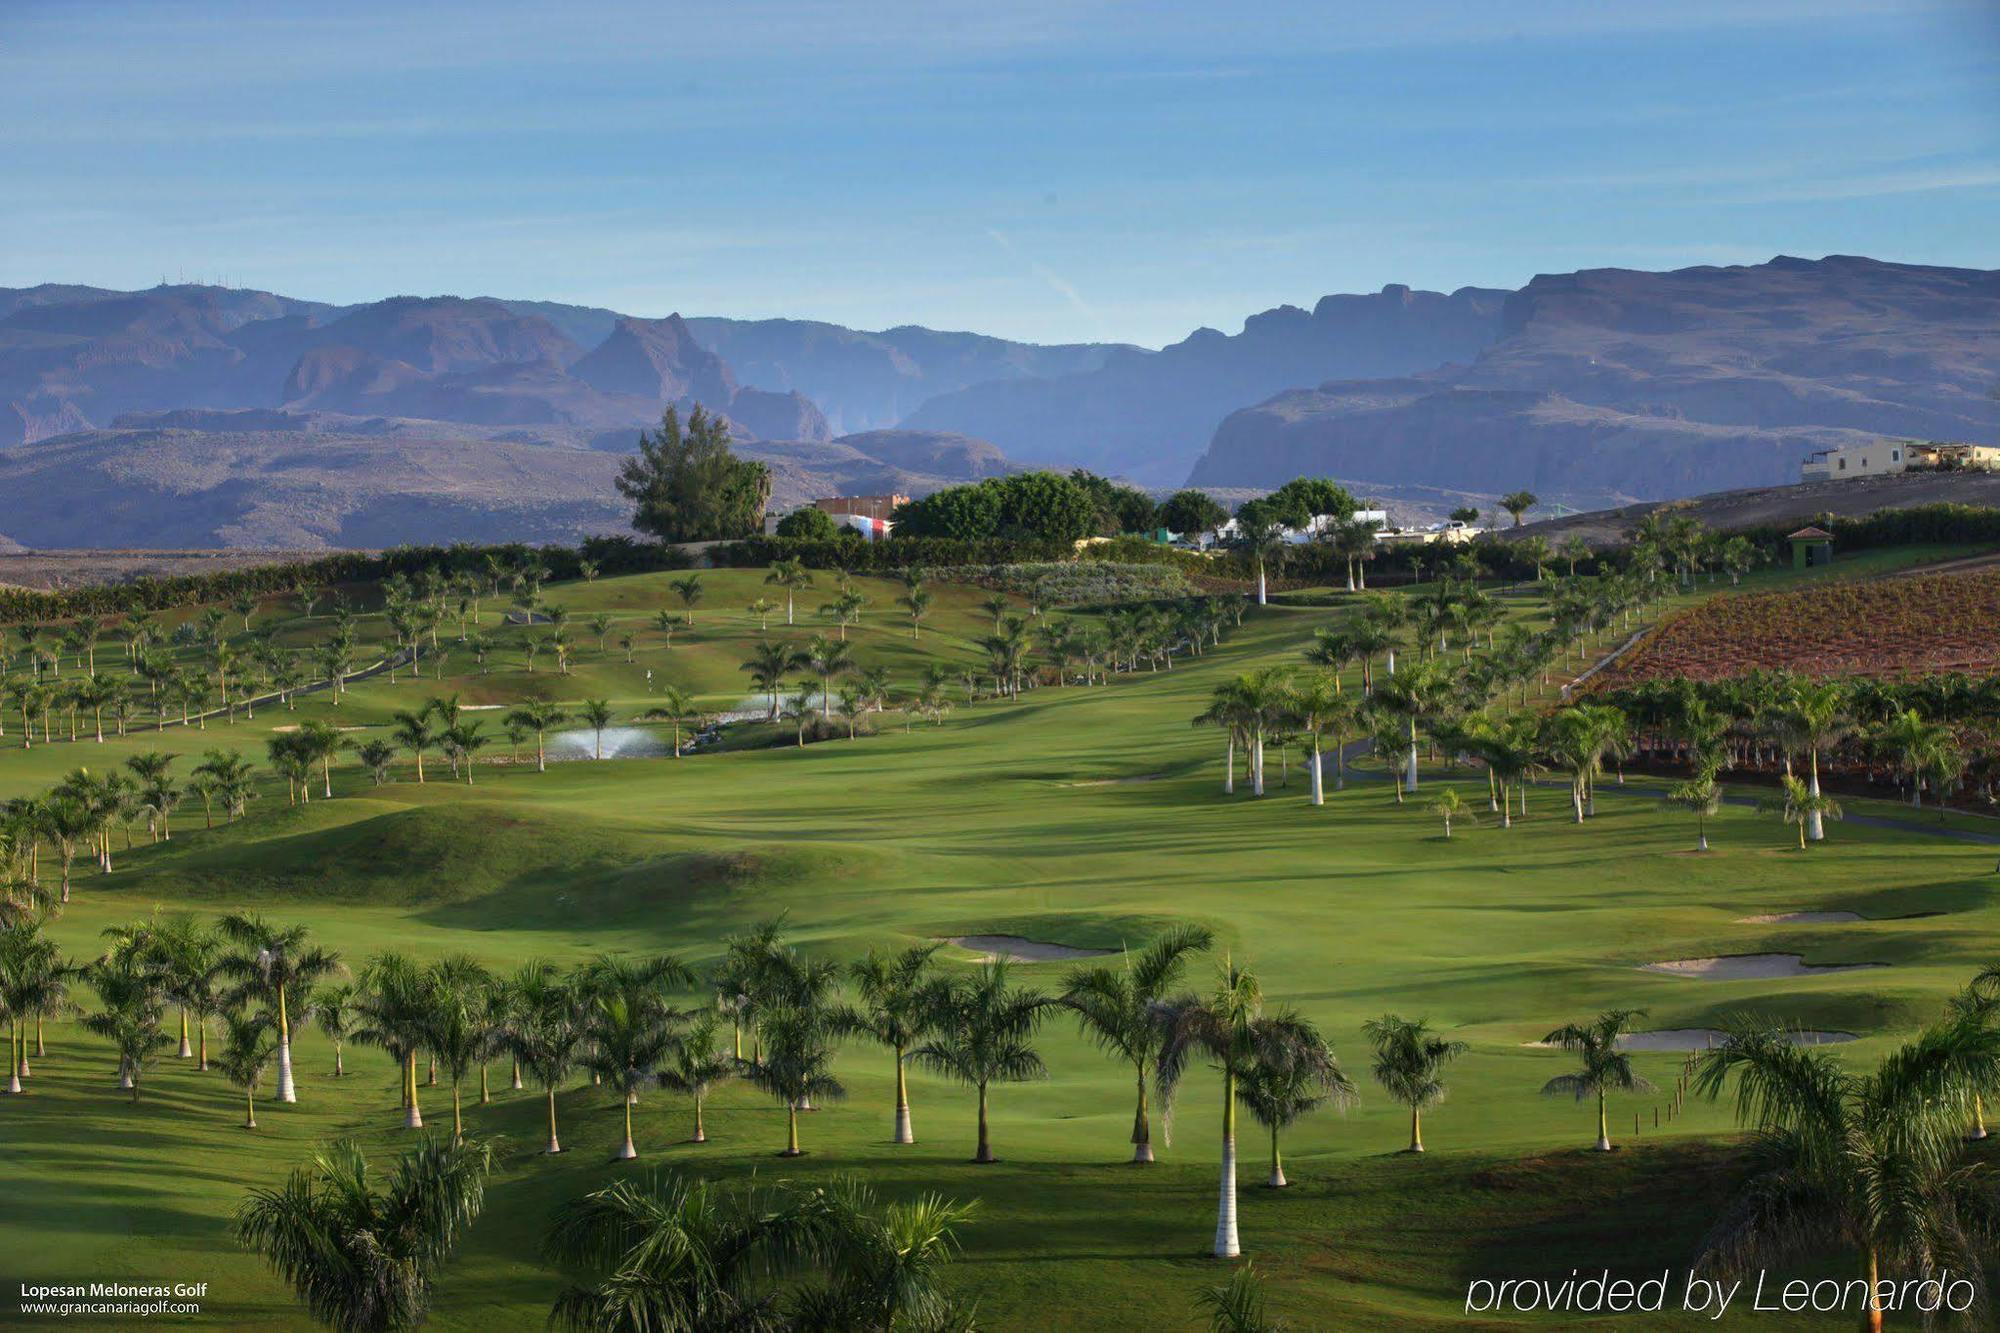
[
  {"xmin": 217, "ymin": 1010, "xmax": 279, "ymax": 1129},
  {"xmin": 1062, "ymin": 924, "xmax": 1214, "ymax": 1163},
  {"xmin": 1194, "ymin": 681, "xmax": 1252, "ymax": 795},
  {"xmin": 310, "ymin": 983, "xmax": 355, "ymax": 1077},
  {"xmin": 671, "ymin": 574, "xmax": 705, "ymax": 625},
  {"xmin": 1759, "ymin": 774, "xmax": 1843, "ymax": 850},
  {"xmin": 1501, "ymin": 489, "xmax": 1537, "ymax": 526},
  {"xmin": 1426, "ymin": 786, "xmax": 1470, "ymax": 838},
  {"xmin": 84, "ymin": 950, "xmax": 169, "ymax": 1103},
  {"xmin": 1780, "ymin": 678, "xmax": 1851, "ymax": 842},
  {"xmin": 1877, "ymin": 707, "xmax": 1955, "ymax": 809},
  {"xmin": 505, "ymin": 701, "xmax": 568, "ymax": 772},
  {"xmin": 1195, "ymin": 1264, "xmax": 1283, "ymax": 1333},
  {"xmin": 1363, "ymin": 1014, "xmax": 1467, "ymax": 1153},
  {"xmin": 577, "ymin": 953, "xmax": 695, "ymax": 1160},
  {"xmin": 1692, "ymin": 1016, "xmax": 2000, "ymax": 1333},
  {"xmin": 639, "ymin": 684, "xmax": 698, "ymax": 758},
  {"xmin": 355, "ymin": 739, "xmax": 397, "ymax": 787},
  {"xmin": 154, "ymin": 915, "xmax": 223, "ymax": 1063},
  {"xmin": 765, "ymin": 558, "xmax": 813, "ymax": 625},
  {"xmin": 744, "ymin": 1000, "xmax": 845, "ymax": 1157},
  {"xmin": 657, "ymin": 1010, "xmax": 735, "ymax": 1143},
  {"xmin": 1539, "ymin": 1009, "xmax": 1654, "ymax": 1151},
  {"xmin": 1666, "ymin": 772, "xmax": 1723, "ymax": 852},
  {"xmin": 236, "ymin": 1137, "xmax": 492, "ymax": 1332},
  {"xmin": 1236, "ymin": 1019, "xmax": 1352, "ymax": 1187},
  {"xmin": 356, "ymin": 953, "xmax": 433, "ymax": 1129},
  {"xmin": 1157, "ymin": 959, "xmax": 1334, "ymax": 1257},
  {"xmin": 545, "ymin": 1173, "xmax": 974, "ymax": 1332},
  {"xmin": 1373, "ymin": 658, "xmax": 1454, "ymax": 792},
  {"xmin": 389, "ymin": 709, "xmax": 435, "ymax": 783},
  {"xmin": 219, "ymin": 914, "xmax": 341, "ymax": 1104},
  {"xmin": 578, "ymin": 699, "xmax": 614, "ymax": 760},
  {"xmin": 0, "ymin": 925, "xmax": 70, "ymax": 1094},
  {"xmin": 1286, "ymin": 672, "xmax": 1348, "ymax": 807},
  {"xmin": 507, "ymin": 963, "xmax": 584, "ymax": 1154},
  {"xmin": 911, "ymin": 959, "xmax": 1048, "ymax": 1164},
  {"xmin": 844, "ymin": 943, "xmax": 944, "ymax": 1145},
  {"xmin": 420, "ymin": 956, "xmax": 494, "ymax": 1144},
  {"xmin": 745, "ymin": 597, "xmax": 776, "ymax": 632},
  {"xmin": 742, "ymin": 641, "xmax": 800, "ymax": 720},
  {"xmin": 801, "ymin": 635, "xmax": 855, "ymax": 716},
  {"xmin": 900, "ymin": 588, "xmax": 934, "ymax": 640}
]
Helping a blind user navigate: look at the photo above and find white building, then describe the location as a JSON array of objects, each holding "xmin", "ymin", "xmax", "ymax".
[{"xmin": 1801, "ymin": 442, "xmax": 1906, "ymax": 482}]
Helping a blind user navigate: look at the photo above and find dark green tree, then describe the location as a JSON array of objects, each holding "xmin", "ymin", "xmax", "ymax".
[
  {"xmin": 615, "ymin": 406, "xmax": 772, "ymax": 542},
  {"xmin": 1161, "ymin": 489, "xmax": 1229, "ymax": 536},
  {"xmin": 774, "ymin": 507, "xmax": 840, "ymax": 541}
]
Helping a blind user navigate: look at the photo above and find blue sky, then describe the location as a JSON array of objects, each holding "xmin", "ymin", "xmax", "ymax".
[{"xmin": 3, "ymin": 0, "xmax": 1996, "ymax": 346}]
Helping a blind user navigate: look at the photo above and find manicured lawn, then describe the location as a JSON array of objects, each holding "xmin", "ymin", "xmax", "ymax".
[{"xmin": 2, "ymin": 567, "xmax": 1992, "ymax": 1327}]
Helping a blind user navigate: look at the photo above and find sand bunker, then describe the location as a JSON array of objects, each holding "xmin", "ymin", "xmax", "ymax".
[
  {"xmin": 1641, "ymin": 954, "xmax": 1885, "ymax": 980},
  {"xmin": 1736, "ymin": 911, "xmax": 1866, "ymax": 925},
  {"xmin": 944, "ymin": 935, "xmax": 1115, "ymax": 963}
]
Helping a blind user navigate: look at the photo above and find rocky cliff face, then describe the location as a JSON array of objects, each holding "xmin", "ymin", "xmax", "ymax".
[
  {"xmin": 901, "ymin": 284, "xmax": 1508, "ymax": 485},
  {"xmin": 1188, "ymin": 256, "xmax": 2000, "ymax": 500}
]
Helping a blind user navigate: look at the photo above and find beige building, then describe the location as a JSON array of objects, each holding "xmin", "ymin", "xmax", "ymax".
[
  {"xmin": 1800, "ymin": 442, "xmax": 1906, "ymax": 482},
  {"xmin": 813, "ymin": 493, "xmax": 908, "ymax": 522},
  {"xmin": 1907, "ymin": 442, "xmax": 2000, "ymax": 471}
]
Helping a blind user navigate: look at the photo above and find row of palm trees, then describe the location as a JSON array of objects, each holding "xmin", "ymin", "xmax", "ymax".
[{"xmin": 4, "ymin": 911, "xmax": 1480, "ymax": 1264}]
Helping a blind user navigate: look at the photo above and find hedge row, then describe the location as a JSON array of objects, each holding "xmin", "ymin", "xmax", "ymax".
[
  {"xmin": 707, "ymin": 536, "xmax": 1078, "ymax": 570},
  {"xmin": 0, "ymin": 536, "xmax": 694, "ymax": 626}
]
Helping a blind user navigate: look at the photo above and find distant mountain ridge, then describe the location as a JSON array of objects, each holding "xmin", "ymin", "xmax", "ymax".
[{"xmin": 1188, "ymin": 255, "xmax": 2000, "ymax": 499}]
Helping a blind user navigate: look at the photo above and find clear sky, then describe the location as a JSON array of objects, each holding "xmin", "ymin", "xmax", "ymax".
[{"xmin": 4, "ymin": 0, "xmax": 1996, "ymax": 347}]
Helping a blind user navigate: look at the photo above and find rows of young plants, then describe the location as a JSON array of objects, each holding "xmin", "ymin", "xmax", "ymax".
[{"xmin": 1604, "ymin": 567, "xmax": 2000, "ymax": 684}]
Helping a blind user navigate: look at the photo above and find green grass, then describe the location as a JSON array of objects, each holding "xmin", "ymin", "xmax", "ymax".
[{"xmin": 2, "ymin": 562, "xmax": 1994, "ymax": 1327}]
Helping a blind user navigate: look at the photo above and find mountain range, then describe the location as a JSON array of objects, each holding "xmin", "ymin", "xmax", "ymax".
[{"xmin": 1, "ymin": 254, "xmax": 1993, "ymax": 550}]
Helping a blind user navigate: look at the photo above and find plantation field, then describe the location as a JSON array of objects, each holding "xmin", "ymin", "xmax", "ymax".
[
  {"xmin": 3, "ymin": 561, "xmax": 1997, "ymax": 1328},
  {"xmin": 1603, "ymin": 559, "xmax": 2000, "ymax": 686}
]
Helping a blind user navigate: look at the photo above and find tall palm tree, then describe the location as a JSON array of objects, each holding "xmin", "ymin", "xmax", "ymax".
[
  {"xmin": 1156, "ymin": 959, "xmax": 1331, "ymax": 1257},
  {"xmin": 1373, "ymin": 658, "xmax": 1455, "ymax": 792},
  {"xmin": 1062, "ymin": 924, "xmax": 1214, "ymax": 1163},
  {"xmin": 1236, "ymin": 1019, "xmax": 1353, "ymax": 1187},
  {"xmin": 912, "ymin": 959, "xmax": 1049, "ymax": 1164},
  {"xmin": 1667, "ymin": 772, "xmax": 1723, "ymax": 852},
  {"xmin": 309, "ymin": 983, "xmax": 356, "ymax": 1077},
  {"xmin": 505, "ymin": 701, "xmax": 569, "ymax": 772},
  {"xmin": 236, "ymin": 1137, "xmax": 492, "ymax": 1332},
  {"xmin": 1759, "ymin": 774, "xmax": 1844, "ymax": 851},
  {"xmin": 576, "ymin": 953, "xmax": 696, "ymax": 1160},
  {"xmin": 1363, "ymin": 1014, "xmax": 1467, "ymax": 1153},
  {"xmin": 507, "ymin": 963, "xmax": 585, "ymax": 1154},
  {"xmin": 216, "ymin": 1010, "xmax": 279, "ymax": 1129},
  {"xmin": 1540, "ymin": 1009, "xmax": 1654, "ymax": 1151},
  {"xmin": 389, "ymin": 709, "xmax": 435, "ymax": 783},
  {"xmin": 0, "ymin": 925, "xmax": 70, "ymax": 1094},
  {"xmin": 1193, "ymin": 679, "xmax": 1252, "ymax": 795},
  {"xmin": 355, "ymin": 952, "xmax": 434, "ymax": 1129},
  {"xmin": 1286, "ymin": 672, "xmax": 1348, "ymax": 807},
  {"xmin": 843, "ymin": 943, "xmax": 944, "ymax": 1145},
  {"xmin": 742, "ymin": 641, "xmax": 800, "ymax": 720},
  {"xmin": 420, "ymin": 955, "xmax": 494, "ymax": 1144},
  {"xmin": 84, "ymin": 950, "xmax": 169, "ymax": 1103},
  {"xmin": 744, "ymin": 1000, "xmax": 845, "ymax": 1157},
  {"xmin": 765, "ymin": 558, "xmax": 813, "ymax": 625},
  {"xmin": 639, "ymin": 684, "xmax": 697, "ymax": 758},
  {"xmin": 154, "ymin": 915, "xmax": 223, "ymax": 1064},
  {"xmin": 801, "ymin": 635, "xmax": 855, "ymax": 716},
  {"xmin": 1692, "ymin": 1016, "xmax": 2000, "ymax": 1333},
  {"xmin": 821, "ymin": 588, "xmax": 866, "ymax": 640},
  {"xmin": 219, "ymin": 914, "xmax": 342, "ymax": 1104},
  {"xmin": 1780, "ymin": 678, "xmax": 1851, "ymax": 842},
  {"xmin": 657, "ymin": 1010, "xmax": 735, "ymax": 1144},
  {"xmin": 578, "ymin": 699, "xmax": 615, "ymax": 760}
]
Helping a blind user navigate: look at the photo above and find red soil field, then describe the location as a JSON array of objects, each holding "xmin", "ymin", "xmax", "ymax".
[{"xmin": 1603, "ymin": 568, "xmax": 2000, "ymax": 683}]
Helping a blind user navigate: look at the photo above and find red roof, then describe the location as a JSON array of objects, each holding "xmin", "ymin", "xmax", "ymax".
[{"xmin": 1787, "ymin": 526, "xmax": 1834, "ymax": 540}]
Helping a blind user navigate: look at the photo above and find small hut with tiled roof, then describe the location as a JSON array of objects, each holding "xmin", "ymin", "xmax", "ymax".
[{"xmin": 1788, "ymin": 525, "xmax": 1833, "ymax": 570}]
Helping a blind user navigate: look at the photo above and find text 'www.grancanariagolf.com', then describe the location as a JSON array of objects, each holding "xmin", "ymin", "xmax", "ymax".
[{"xmin": 17, "ymin": 1283, "xmax": 207, "ymax": 1319}]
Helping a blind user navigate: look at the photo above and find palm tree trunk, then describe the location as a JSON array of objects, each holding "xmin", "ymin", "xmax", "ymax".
[
  {"xmin": 1864, "ymin": 1247, "xmax": 1883, "ymax": 1333},
  {"xmin": 1309, "ymin": 738, "xmax": 1324, "ymax": 806},
  {"xmin": 1214, "ymin": 1071, "xmax": 1240, "ymax": 1257},
  {"xmin": 1972, "ymin": 1093, "xmax": 1988, "ymax": 1140},
  {"xmin": 511, "ymin": 1058, "xmax": 523, "ymax": 1090},
  {"xmin": 546, "ymin": 1086, "xmax": 562, "ymax": 1153},
  {"xmin": 405, "ymin": 1053, "xmax": 423, "ymax": 1128},
  {"xmin": 974, "ymin": 1081, "xmax": 994, "ymax": 1163},
  {"xmin": 1132, "ymin": 1066, "xmax": 1154, "ymax": 1163},
  {"xmin": 1807, "ymin": 749, "xmax": 1825, "ymax": 841},
  {"xmin": 245, "ymin": 1086, "xmax": 256, "ymax": 1129},
  {"xmin": 1410, "ymin": 1105, "xmax": 1424, "ymax": 1152},
  {"xmin": 782, "ymin": 1103, "xmax": 801, "ymax": 1156},
  {"xmin": 277, "ymin": 988, "xmax": 296, "ymax": 1102},
  {"xmin": 894, "ymin": 1051, "xmax": 914, "ymax": 1144},
  {"xmin": 616, "ymin": 1093, "xmax": 637, "ymax": 1160},
  {"xmin": 1596, "ymin": 1090, "xmax": 1611, "ymax": 1151},
  {"xmin": 178, "ymin": 1010, "xmax": 191, "ymax": 1059},
  {"xmin": 1223, "ymin": 735, "xmax": 1235, "ymax": 795},
  {"xmin": 1267, "ymin": 1125, "xmax": 1287, "ymax": 1188}
]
